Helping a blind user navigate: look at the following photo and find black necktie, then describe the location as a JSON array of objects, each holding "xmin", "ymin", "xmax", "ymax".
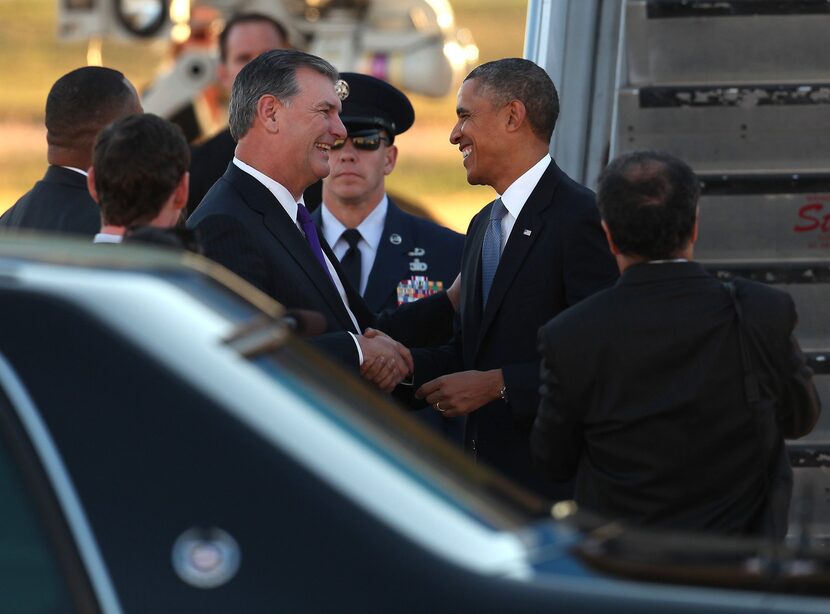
[{"xmin": 339, "ymin": 228, "xmax": 362, "ymax": 291}]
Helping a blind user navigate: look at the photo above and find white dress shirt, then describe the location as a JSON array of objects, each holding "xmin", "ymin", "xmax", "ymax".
[
  {"xmin": 93, "ymin": 233, "xmax": 122, "ymax": 244},
  {"xmin": 320, "ymin": 196, "xmax": 388, "ymax": 296},
  {"xmin": 62, "ymin": 166, "xmax": 89, "ymax": 177},
  {"xmin": 232, "ymin": 158, "xmax": 364, "ymax": 362},
  {"xmin": 497, "ymin": 154, "xmax": 551, "ymax": 254}
]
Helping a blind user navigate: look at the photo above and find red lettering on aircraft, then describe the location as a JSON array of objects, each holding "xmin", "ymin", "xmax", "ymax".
[{"xmin": 794, "ymin": 203, "xmax": 830, "ymax": 232}]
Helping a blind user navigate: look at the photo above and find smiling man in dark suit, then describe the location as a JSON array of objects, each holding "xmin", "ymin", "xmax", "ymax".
[
  {"xmin": 413, "ymin": 58, "xmax": 619, "ymax": 497},
  {"xmin": 188, "ymin": 49, "xmax": 453, "ymax": 392},
  {"xmin": 0, "ymin": 67, "xmax": 141, "ymax": 237},
  {"xmin": 531, "ymin": 151, "xmax": 820, "ymax": 534}
]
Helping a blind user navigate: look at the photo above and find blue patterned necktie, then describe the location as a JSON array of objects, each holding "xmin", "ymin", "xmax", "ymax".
[
  {"xmin": 481, "ymin": 198, "xmax": 507, "ymax": 308},
  {"xmin": 296, "ymin": 203, "xmax": 335, "ymax": 285}
]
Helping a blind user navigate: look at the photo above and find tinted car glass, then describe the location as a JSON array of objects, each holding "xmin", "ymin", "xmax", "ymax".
[{"xmin": 0, "ymin": 390, "xmax": 76, "ymax": 614}]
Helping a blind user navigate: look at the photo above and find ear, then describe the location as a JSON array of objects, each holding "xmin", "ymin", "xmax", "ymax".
[
  {"xmin": 601, "ymin": 220, "xmax": 621, "ymax": 256},
  {"xmin": 383, "ymin": 144, "xmax": 398, "ymax": 176},
  {"xmin": 256, "ymin": 94, "xmax": 281, "ymax": 133},
  {"xmin": 504, "ymin": 99, "xmax": 527, "ymax": 134},
  {"xmin": 86, "ymin": 167, "xmax": 99, "ymax": 204}
]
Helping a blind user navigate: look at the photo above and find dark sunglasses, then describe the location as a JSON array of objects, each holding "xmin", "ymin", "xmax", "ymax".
[{"xmin": 332, "ymin": 129, "xmax": 389, "ymax": 151}]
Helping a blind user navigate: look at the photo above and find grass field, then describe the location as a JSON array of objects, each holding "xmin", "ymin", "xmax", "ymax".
[{"xmin": 0, "ymin": 0, "xmax": 528, "ymax": 231}]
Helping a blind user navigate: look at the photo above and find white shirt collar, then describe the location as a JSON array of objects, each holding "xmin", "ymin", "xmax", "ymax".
[
  {"xmin": 499, "ymin": 154, "xmax": 551, "ymax": 219},
  {"xmin": 233, "ymin": 157, "xmax": 301, "ymax": 220},
  {"xmin": 321, "ymin": 196, "xmax": 388, "ymax": 253},
  {"xmin": 93, "ymin": 233, "xmax": 122, "ymax": 244},
  {"xmin": 62, "ymin": 166, "xmax": 89, "ymax": 177}
]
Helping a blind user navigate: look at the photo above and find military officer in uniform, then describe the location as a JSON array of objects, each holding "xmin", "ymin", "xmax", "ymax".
[{"xmin": 313, "ymin": 72, "xmax": 465, "ymax": 442}]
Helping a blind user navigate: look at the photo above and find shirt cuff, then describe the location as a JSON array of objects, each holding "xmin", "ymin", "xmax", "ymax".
[
  {"xmin": 399, "ymin": 373, "xmax": 414, "ymax": 387},
  {"xmin": 348, "ymin": 332, "xmax": 364, "ymax": 365}
]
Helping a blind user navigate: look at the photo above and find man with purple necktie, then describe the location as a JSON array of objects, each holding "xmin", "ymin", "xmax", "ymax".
[{"xmin": 188, "ymin": 50, "xmax": 454, "ymax": 391}]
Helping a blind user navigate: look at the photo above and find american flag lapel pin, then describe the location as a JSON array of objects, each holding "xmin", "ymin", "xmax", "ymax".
[{"xmin": 523, "ymin": 229, "xmax": 532, "ymax": 236}]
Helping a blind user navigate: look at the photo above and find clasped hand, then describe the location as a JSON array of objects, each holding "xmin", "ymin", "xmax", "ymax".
[{"xmin": 358, "ymin": 328, "xmax": 414, "ymax": 392}]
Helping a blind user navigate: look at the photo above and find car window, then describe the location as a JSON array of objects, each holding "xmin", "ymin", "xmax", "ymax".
[
  {"xmin": 0, "ymin": 396, "xmax": 76, "ymax": 613},
  {"xmin": 250, "ymin": 338, "xmax": 550, "ymax": 528}
]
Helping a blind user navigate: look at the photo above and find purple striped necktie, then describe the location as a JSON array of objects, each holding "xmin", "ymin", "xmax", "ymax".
[{"xmin": 296, "ymin": 203, "xmax": 335, "ymax": 285}]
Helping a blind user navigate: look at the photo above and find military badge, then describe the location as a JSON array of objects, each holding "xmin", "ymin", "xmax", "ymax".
[
  {"xmin": 397, "ymin": 275, "xmax": 444, "ymax": 305},
  {"xmin": 335, "ymin": 79, "xmax": 350, "ymax": 101}
]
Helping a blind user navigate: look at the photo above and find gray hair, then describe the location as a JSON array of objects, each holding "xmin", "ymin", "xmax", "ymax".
[
  {"xmin": 465, "ymin": 58, "xmax": 559, "ymax": 143},
  {"xmin": 228, "ymin": 49, "xmax": 339, "ymax": 140}
]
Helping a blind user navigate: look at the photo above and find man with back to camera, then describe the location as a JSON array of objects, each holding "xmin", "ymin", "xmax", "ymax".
[
  {"xmin": 187, "ymin": 49, "xmax": 456, "ymax": 393},
  {"xmin": 186, "ymin": 12, "xmax": 289, "ymax": 216},
  {"xmin": 313, "ymin": 72, "xmax": 465, "ymax": 441},
  {"xmin": 411, "ymin": 58, "xmax": 619, "ymax": 498},
  {"xmin": 531, "ymin": 150, "xmax": 820, "ymax": 535},
  {"xmin": 88, "ymin": 114, "xmax": 190, "ymax": 244},
  {"xmin": 0, "ymin": 67, "xmax": 142, "ymax": 237}
]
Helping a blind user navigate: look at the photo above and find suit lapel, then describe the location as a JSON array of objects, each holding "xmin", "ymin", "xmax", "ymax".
[
  {"xmin": 364, "ymin": 202, "xmax": 413, "ymax": 310},
  {"xmin": 228, "ymin": 166, "xmax": 358, "ymax": 332},
  {"xmin": 474, "ymin": 163, "xmax": 562, "ymax": 354}
]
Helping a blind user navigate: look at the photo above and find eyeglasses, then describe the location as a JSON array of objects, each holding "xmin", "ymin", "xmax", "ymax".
[{"xmin": 331, "ymin": 130, "xmax": 390, "ymax": 151}]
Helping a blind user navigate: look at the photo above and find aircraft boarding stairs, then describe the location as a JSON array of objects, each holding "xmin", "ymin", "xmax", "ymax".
[{"xmin": 614, "ymin": 0, "xmax": 830, "ymax": 542}]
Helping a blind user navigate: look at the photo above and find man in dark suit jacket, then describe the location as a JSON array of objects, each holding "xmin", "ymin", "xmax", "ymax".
[
  {"xmin": 186, "ymin": 13, "xmax": 289, "ymax": 216},
  {"xmin": 531, "ymin": 150, "xmax": 821, "ymax": 534},
  {"xmin": 414, "ymin": 59, "xmax": 619, "ymax": 497},
  {"xmin": 188, "ymin": 50, "xmax": 453, "ymax": 392},
  {"xmin": 313, "ymin": 72, "xmax": 464, "ymax": 442},
  {"xmin": 0, "ymin": 67, "xmax": 141, "ymax": 237}
]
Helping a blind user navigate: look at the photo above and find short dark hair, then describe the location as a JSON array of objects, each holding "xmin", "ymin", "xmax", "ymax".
[
  {"xmin": 598, "ymin": 151, "xmax": 700, "ymax": 260},
  {"xmin": 93, "ymin": 114, "xmax": 190, "ymax": 227},
  {"xmin": 464, "ymin": 58, "xmax": 559, "ymax": 142},
  {"xmin": 228, "ymin": 49, "xmax": 338, "ymax": 140},
  {"xmin": 45, "ymin": 66, "xmax": 138, "ymax": 151},
  {"xmin": 219, "ymin": 12, "xmax": 289, "ymax": 63}
]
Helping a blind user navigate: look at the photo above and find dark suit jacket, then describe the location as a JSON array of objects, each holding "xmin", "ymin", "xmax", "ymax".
[
  {"xmin": 187, "ymin": 162, "xmax": 452, "ymax": 368},
  {"xmin": 0, "ymin": 166, "xmax": 99, "ymax": 237},
  {"xmin": 413, "ymin": 160, "xmax": 619, "ymax": 495},
  {"xmin": 186, "ymin": 128, "xmax": 236, "ymax": 217},
  {"xmin": 531, "ymin": 261, "xmax": 821, "ymax": 534}
]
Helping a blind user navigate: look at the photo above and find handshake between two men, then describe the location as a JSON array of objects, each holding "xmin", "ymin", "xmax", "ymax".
[
  {"xmin": 357, "ymin": 328, "xmax": 414, "ymax": 392},
  {"xmin": 355, "ymin": 274, "xmax": 462, "ymax": 393}
]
